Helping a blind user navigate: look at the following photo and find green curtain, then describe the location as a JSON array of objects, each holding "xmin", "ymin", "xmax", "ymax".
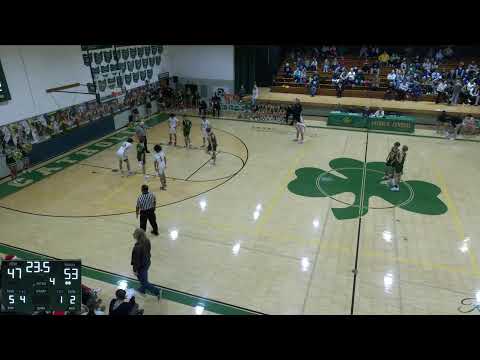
[{"xmin": 234, "ymin": 46, "xmax": 256, "ymax": 95}]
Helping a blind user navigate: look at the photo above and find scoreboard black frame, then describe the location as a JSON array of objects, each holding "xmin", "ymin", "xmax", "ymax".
[
  {"xmin": 1, "ymin": 260, "xmax": 82, "ymax": 314},
  {"xmin": 0, "ymin": 59, "xmax": 11, "ymax": 102}
]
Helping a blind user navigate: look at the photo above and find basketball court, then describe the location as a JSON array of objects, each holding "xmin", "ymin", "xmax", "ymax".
[{"xmin": 1, "ymin": 112, "xmax": 480, "ymax": 314}]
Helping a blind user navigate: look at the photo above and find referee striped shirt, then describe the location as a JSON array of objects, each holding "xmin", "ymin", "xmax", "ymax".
[{"xmin": 136, "ymin": 192, "xmax": 156, "ymax": 211}]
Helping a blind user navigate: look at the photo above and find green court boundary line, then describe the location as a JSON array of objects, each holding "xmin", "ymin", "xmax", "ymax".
[
  {"xmin": 0, "ymin": 242, "xmax": 264, "ymax": 315},
  {"xmin": 0, "ymin": 113, "xmax": 168, "ymax": 200}
]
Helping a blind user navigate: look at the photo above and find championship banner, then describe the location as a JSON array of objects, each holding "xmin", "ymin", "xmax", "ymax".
[
  {"xmin": 103, "ymin": 50, "xmax": 112, "ymax": 63},
  {"xmin": 140, "ymin": 70, "xmax": 146, "ymax": 81},
  {"xmin": 142, "ymin": 58, "xmax": 148, "ymax": 68},
  {"xmin": 114, "ymin": 50, "xmax": 121, "ymax": 61},
  {"xmin": 116, "ymin": 75, "xmax": 124, "ymax": 87},
  {"xmin": 144, "ymin": 46, "xmax": 151, "ymax": 57},
  {"xmin": 122, "ymin": 49, "xmax": 130, "ymax": 61},
  {"xmin": 124, "ymin": 74, "xmax": 132, "ymax": 85},
  {"xmin": 119, "ymin": 62, "xmax": 126, "ymax": 72},
  {"xmin": 135, "ymin": 59, "xmax": 142, "ymax": 70},
  {"xmin": 132, "ymin": 72, "xmax": 139, "ymax": 83},
  {"xmin": 151, "ymin": 46, "xmax": 158, "ymax": 55},
  {"xmin": 92, "ymin": 67, "xmax": 100, "ymax": 76},
  {"xmin": 82, "ymin": 53, "xmax": 92, "ymax": 66},
  {"xmin": 148, "ymin": 57, "xmax": 155, "ymax": 67},
  {"xmin": 107, "ymin": 77, "xmax": 116, "ymax": 89},
  {"xmin": 137, "ymin": 47, "xmax": 144, "ymax": 57},
  {"xmin": 101, "ymin": 65, "xmax": 110, "ymax": 74},
  {"xmin": 130, "ymin": 47, "xmax": 137, "ymax": 58},
  {"xmin": 94, "ymin": 51, "xmax": 103, "ymax": 65},
  {"xmin": 155, "ymin": 56, "xmax": 161, "ymax": 66},
  {"xmin": 127, "ymin": 61, "xmax": 134, "ymax": 72},
  {"xmin": 110, "ymin": 64, "xmax": 118, "ymax": 72},
  {"xmin": 147, "ymin": 68, "xmax": 153, "ymax": 79},
  {"xmin": 97, "ymin": 79, "xmax": 107, "ymax": 92},
  {"xmin": 157, "ymin": 46, "xmax": 164, "ymax": 54}
]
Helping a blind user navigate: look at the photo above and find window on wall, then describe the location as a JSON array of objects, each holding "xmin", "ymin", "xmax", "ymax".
[{"xmin": 0, "ymin": 59, "xmax": 11, "ymax": 102}]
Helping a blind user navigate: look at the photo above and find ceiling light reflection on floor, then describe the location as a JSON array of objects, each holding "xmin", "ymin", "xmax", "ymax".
[
  {"xmin": 232, "ymin": 243, "xmax": 241, "ymax": 255},
  {"xmin": 194, "ymin": 305, "xmax": 205, "ymax": 315},
  {"xmin": 301, "ymin": 257, "xmax": 310, "ymax": 272},
  {"xmin": 253, "ymin": 210, "xmax": 260, "ymax": 221},
  {"xmin": 313, "ymin": 219, "xmax": 320, "ymax": 228},
  {"xmin": 169, "ymin": 229, "xmax": 178, "ymax": 240},
  {"xmin": 199, "ymin": 199, "xmax": 207, "ymax": 211},
  {"xmin": 382, "ymin": 230, "xmax": 392, "ymax": 243}
]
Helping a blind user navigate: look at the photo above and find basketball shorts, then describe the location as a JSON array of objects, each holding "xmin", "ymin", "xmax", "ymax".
[
  {"xmin": 207, "ymin": 143, "xmax": 217, "ymax": 152},
  {"xmin": 169, "ymin": 127, "xmax": 177, "ymax": 134}
]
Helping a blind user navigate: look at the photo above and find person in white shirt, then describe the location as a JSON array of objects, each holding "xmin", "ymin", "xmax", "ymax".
[
  {"xmin": 435, "ymin": 49, "xmax": 444, "ymax": 62},
  {"xmin": 168, "ymin": 113, "xmax": 178, "ymax": 146},
  {"xmin": 373, "ymin": 108, "xmax": 385, "ymax": 118},
  {"xmin": 200, "ymin": 115, "xmax": 210, "ymax": 148},
  {"xmin": 435, "ymin": 81, "xmax": 448, "ymax": 104},
  {"xmin": 387, "ymin": 70, "xmax": 397, "ymax": 87},
  {"xmin": 252, "ymin": 83, "xmax": 259, "ymax": 106},
  {"xmin": 311, "ymin": 58, "xmax": 318, "ymax": 71},
  {"xmin": 294, "ymin": 115, "xmax": 306, "ymax": 144},
  {"xmin": 153, "ymin": 144, "xmax": 167, "ymax": 190},
  {"xmin": 116, "ymin": 138, "xmax": 134, "ymax": 176}
]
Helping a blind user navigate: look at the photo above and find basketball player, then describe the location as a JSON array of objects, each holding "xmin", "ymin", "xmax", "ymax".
[
  {"xmin": 116, "ymin": 138, "xmax": 134, "ymax": 176},
  {"xmin": 294, "ymin": 115, "xmax": 306, "ymax": 143},
  {"xmin": 206, "ymin": 127, "xmax": 218, "ymax": 165},
  {"xmin": 182, "ymin": 116, "xmax": 193, "ymax": 148},
  {"xmin": 200, "ymin": 115, "xmax": 210, "ymax": 148},
  {"xmin": 390, "ymin": 145, "xmax": 408, "ymax": 192},
  {"xmin": 153, "ymin": 144, "xmax": 167, "ymax": 190},
  {"xmin": 168, "ymin": 113, "xmax": 178, "ymax": 146},
  {"xmin": 383, "ymin": 142, "xmax": 401, "ymax": 181},
  {"xmin": 136, "ymin": 139, "xmax": 148, "ymax": 181}
]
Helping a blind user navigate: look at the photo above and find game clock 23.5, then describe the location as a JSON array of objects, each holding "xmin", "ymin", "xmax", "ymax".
[{"xmin": 1, "ymin": 260, "xmax": 81, "ymax": 314}]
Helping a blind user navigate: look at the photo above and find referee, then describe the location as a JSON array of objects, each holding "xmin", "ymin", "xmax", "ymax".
[{"xmin": 136, "ymin": 185, "xmax": 159, "ymax": 236}]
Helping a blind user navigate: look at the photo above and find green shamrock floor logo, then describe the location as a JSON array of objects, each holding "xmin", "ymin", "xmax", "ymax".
[{"xmin": 288, "ymin": 157, "xmax": 448, "ymax": 220}]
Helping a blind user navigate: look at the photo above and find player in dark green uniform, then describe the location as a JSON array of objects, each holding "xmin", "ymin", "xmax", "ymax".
[
  {"xmin": 136, "ymin": 140, "xmax": 148, "ymax": 181},
  {"xmin": 182, "ymin": 117, "xmax": 192, "ymax": 149},
  {"xmin": 390, "ymin": 145, "xmax": 408, "ymax": 192},
  {"xmin": 383, "ymin": 141, "xmax": 401, "ymax": 181}
]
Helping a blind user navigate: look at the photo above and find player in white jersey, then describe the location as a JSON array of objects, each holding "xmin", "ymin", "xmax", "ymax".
[
  {"xmin": 200, "ymin": 115, "xmax": 210, "ymax": 147},
  {"xmin": 116, "ymin": 138, "xmax": 134, "ymax": 176},
  {"xmin": 168, "ymin": 113, "xmax": 178, "ymax": 146},
  {"xmin": 153, "ymin": 144, "xmax": 167, "ymax": 190},
  {"xmin": 294, "ymin": 115, "xmax": 306, "ymax": 143}
]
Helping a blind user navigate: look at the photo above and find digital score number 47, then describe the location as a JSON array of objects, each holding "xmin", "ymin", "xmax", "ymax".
[{"xmin": 7, "ymin": 261, "xmax": 51, "ymax": 279}]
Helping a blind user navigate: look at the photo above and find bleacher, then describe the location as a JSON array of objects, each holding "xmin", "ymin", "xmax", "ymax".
[{"xmin": 271, "ymin": 52, "xmax": 477, "ymax": 102}]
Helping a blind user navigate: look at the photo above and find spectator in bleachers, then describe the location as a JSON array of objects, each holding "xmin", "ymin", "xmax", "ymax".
[
  {"xmin": 359, "ymin": 45, "xmax": 368, "ymax": 58},
  {"xmin": 284, "ymin": 63, "xmax": 292, "ymax": 77},
  {"xmin": 450, "ymin": 79, "xmax": 463, "ymax": 105},
  {"xmin": 293, "ymin": 68, "xmax": 302, "ymax": 83},
  {"xmin": 435, "ymin": 49, "xmax": 444, "ymax": 63},
  {"xmin": 109, "ymin": 289, "xmax": 142, "ymax": 315},
  {"xmin": 322, "ymin": 58, "xmax": 330, "ymax": 73},
  {"xmin": 309, "ymin": 77, "xmax": 319, "ymax": 97},
  {"xmin": 435, "ymin": 80, "xmax": 449, "ymax": 104},
  {"xmin": 310, "ymin": 58, "xmax": 318, "ymax": 71},
  {"xmin": 378, "ymin": 51, "xmax": 390, "ymax": 67}
]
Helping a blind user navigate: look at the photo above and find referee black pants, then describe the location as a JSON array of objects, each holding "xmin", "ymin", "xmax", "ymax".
[{"xmin": 140, "ymin": 208, "xmax": 158, "ymax": 235}]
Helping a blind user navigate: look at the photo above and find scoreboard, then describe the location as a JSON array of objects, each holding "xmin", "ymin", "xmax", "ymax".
[
  {"xmin": 0, "ymin": 59, "xmax": 11, "ymax": 102},
  {"xmin": 1, "ymin": 260, "xmax": 82, "ymax": 314}
]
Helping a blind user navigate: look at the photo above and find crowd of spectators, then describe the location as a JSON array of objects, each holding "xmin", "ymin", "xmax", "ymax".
[{"xmin": 281, "ymin": 46, "xmax": 480, "ymax": 104}]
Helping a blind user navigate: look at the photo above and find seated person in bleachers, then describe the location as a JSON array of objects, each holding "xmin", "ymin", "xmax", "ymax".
[
  {"xmin": 284, "ymin": 63, "xmax": 292, "ymax": 77},
  {"xmin": 293, "ymin": 68, "xmax": 302, "ymax": 83},
  {"xmin": 370, "ymin": 60, "xmax": 380, "ymax": 74},
  {"xmin": 323, "ymin": 58, "xmax": 330, "ymax": 73},
  {"xmin": 378, "ymin": 51, "xmax": 390, "ymax": 67},
  {"xmin": 310, "ymin": 58, "xmax": 318, "ymax": 71},
  {"xmin": 309, "ymin": 78, "xmax": 319, "ymax": 97},
  {"xmin": 347, "ymin": 68, "xmax": 356, "ymax": 85},
  {"xmin": 387, "ymin": 70, "xmax": 397, "ymax": 87},
  {"xmin": 362, "ymin": 60, "xmax": 371, "ymax": 73},
  {"xmin": 354, "ymin": 70, "xmax": 365, "ymax": 85}
]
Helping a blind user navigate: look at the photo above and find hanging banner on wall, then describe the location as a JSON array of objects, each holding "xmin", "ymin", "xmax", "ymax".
[
  {"xmin": 137, "ymin": 47, "xmax": 144, "ymax": 57},
  {"xmin": 151, "ymin": 46, "xmax": 158, "ymax": 55},
  {"xmin": 130, "ymin": 48, "xmax": 137, "ymax": 58},
  {"xmin": 103, "ymin": 50, "xmax": 112, "ymax": 63},
  {"xmin": 148, "ymin": 57, "xmax": 155, "ymax": 67},
  {"xmin": 122, "ymin": 49, "xmax": 130, "ymax": 61},
  {"xmin": 107, "ymin": 77, "xmax": 116, "ymax": 89},
  {"xmin": 119, "ymin": 62, "xmax": 126, "ymax": 72},
  {"xmin": 140, "ymin": 70, "xmax": 146, "ymax": 81},
  {"xmin": 142, "ymin": 58, "xmax": 148, "ymax": 68},
  {"xmin": 135, "ymin": 59, "xmax": 142, "ymax": 70},
  {"xmin": 97, "ymin": 79, "xmax": 107, "ymax": 92},
  {"xmin": 110, "ymin": 64, "xmax": 118, "ymax": 72},
  {"xmin": 82, "ymin": 53, "xmax": 92, "ymax": 66},
  {"xmin": 92, "ymin": 67, "xmax": 100, "ymax": 76},
  {"xmin": 124, "ymin": 74, "xmax": 132, "ymax": 85},
  {"xmin": 116, "ymin": 75, "xmax": 124, "ymax": 87},
  {"xmin": 114, "ymin": 50, "xmax": 121, "ymax": 61},
  {"xmin": 144, "ymin": 46, "xmax": 151, "ymax": 57},
  {"xmin": 147, "ymin": 68, "xmax": 153, "ymax": 79},
  {"xmin": 132, "ymin": 72, "xmax": 139, "ymax": 83},
  {"xmin": 94, "ymin": 52, "xmax": 103, "ymax": 65},
  {"xmin": 155, "ymin": 56, "xmax": 161, "ymax": 66},
  {"xmin": 101, "ymin": 65, "xmax": 110, "ymax": 74},
  {"xmin": 127, "ymin": 61, "xmax": 134, "ymax": 72},
  {"xmin": 157, "ymin": 46, "xmax": 164, "ymax": 54}
]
